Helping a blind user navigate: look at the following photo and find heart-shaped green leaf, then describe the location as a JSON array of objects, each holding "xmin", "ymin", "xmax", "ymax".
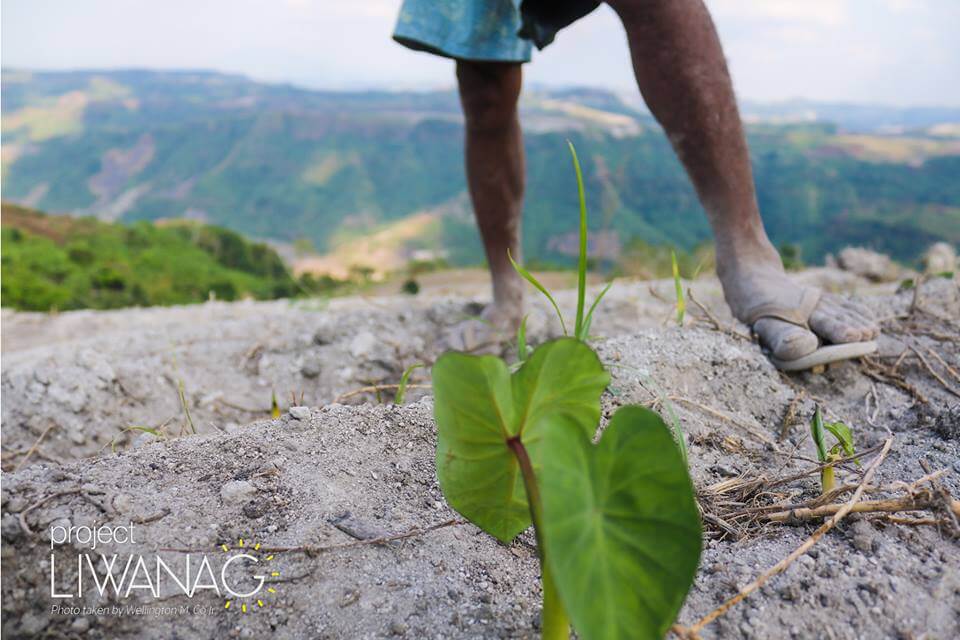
[
  {"xmin": 432, "ymin": 338, "xmax": 609, "ymax": 543},
  {"xmin": 539, "ymin": 406, "xmax": 702, "ymax": 639}
]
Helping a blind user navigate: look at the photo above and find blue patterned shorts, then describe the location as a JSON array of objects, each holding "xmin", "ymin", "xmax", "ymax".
[{"xmin": 393, "ymin": 0, "xmax": 600, "ymax": 63}]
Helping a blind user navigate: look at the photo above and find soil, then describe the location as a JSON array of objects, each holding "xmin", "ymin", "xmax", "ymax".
[{"xmin": 2, "ymin": 270, "xmax": 958, "ymax": 639}]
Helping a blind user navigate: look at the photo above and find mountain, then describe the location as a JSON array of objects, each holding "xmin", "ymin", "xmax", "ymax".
[{"xmin": 2, "ymin": 69, "xmax": 958, "ymax": 272}]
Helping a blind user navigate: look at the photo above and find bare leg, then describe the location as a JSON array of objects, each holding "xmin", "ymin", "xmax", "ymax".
[
  {"xmin": 456, "ymin": 60, "xmax": 525, "ymax": 331},
  {"xmin": 607, "ymin": 0, "xmax": 879, "ymax": 360}
]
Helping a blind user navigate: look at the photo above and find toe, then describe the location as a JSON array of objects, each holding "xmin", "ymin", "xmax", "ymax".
[
  {"xmin": 754, "ymin": 317, "xmax": 819, "ymax": 361},
  {"xmin": 837, "ymin": 297, "xmax": 880, "ymax": 339},
  {"xmin": 809, "ymin": 298, "xmax": 868, "ymax": 344}
]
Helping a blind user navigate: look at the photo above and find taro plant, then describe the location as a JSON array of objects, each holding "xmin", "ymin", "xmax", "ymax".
[
  {"xmin": 432, "ymin": 143, "xmax": 702, "ymax": 639},
  {"xmin": 810, "ymin": 406, "xmax": 858, "ymax": 495}
]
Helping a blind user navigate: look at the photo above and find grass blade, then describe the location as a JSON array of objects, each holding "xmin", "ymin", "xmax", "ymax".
[
  {"xmin": 516, "ymin": 315, "xmax": 529, "ymax": 364},
  {"xmin": 671, "ymin": 250, "xmax": 685, "ymax": 326},
  {"xmin": 578, "ymin": 281, "xmax": 613, "ymax": 341},
  {"xmin": 271, "ymin": 389, "xmax": 280, "ymax": 419},
  {"xmin": 395, "ymin": 363, "xmax": 424, "ymax": 405},
  {"xmin": 567, "ymin": 140, "xmax": 589, "ymax": 338},
  {"xmin": 508, "ymin": 248, "xmax": 567, "ymax": 335}
]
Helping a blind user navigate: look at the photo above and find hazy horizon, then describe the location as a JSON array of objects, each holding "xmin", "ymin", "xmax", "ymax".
[{"xmin": 2, "ymin": 0, "xmax": 959, "ymax": 108}]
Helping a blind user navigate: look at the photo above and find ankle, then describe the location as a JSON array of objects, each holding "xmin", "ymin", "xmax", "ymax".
[{"xmin": 715, "ymin": 234, "xmax": 781, "ymax": 281}]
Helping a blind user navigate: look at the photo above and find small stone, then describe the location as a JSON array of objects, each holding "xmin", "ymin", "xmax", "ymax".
[
  {"xmin": 4, "ymin": 497, "xmax": 28, "ymax": 513},
  {"xmin": 850, "ymin": 520, "xmax": 875, "ymax": 553},
  {"xmin": 70, "ymin": 618, "xmax": 91, "ymax": 633},
  {"xmin": 242, "ymin": 500, "xmax": 269, "ymax": 519},
  {"xmin": 289, "ymin": 406, "xmax": 311, "ymax": 421},
  {"xmin": 1, "ymin": 515, "xmax": 22, "ymax": 540},
  {"xmin": 112, "ymin": 493, "xmax": 135, "ymax": 515},
  {"xmin": 349, "ymin": 331, "xmax": 378, "ymax": 359},
  {"xmin": 709, "ymin": 464, "xmax": 739, "ymax": 478},
  {"xmin": 924, "ymin": 242, "xmax": 957, "ymax": 274},
  {"xmin": 300, "ymin": 361, "xmax": 322, "ymax": 379},
  {"xmin": 19, "ymin": 612, "xmax": 48, "ymax": 636},
  {"xmin": 220, "ymin": 481, "xmax": 257, "ymax": 505},
  {"xmin": 389, "ymin": 620, "xmax": 408, "ymax": 636}
]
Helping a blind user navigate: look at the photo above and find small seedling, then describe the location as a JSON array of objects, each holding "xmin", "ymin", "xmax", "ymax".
[
  {"xmin": 671, "ymin": 249, "xmax": 685, "ymax": 326},
  {"xmin": 810, "ymin": 406, "xmax": 857, "ymax": 495},
  {"xmin": 394, "ymin": 363, "xmax": 424, "ymax": 405},
  {"xmin": 271, "ymin": 390, "xmax": 281, "ymax": 419},
  {"xmin": 507, "ymin": 141, "xmax": 612, "ymax": 342},
  {"xmin": 433, "ymin": 143, "xmax": 702, "ymax": 639},
  {"xmin": 515, "ymin": 315, "xmax": 530, "ymax": 365}
]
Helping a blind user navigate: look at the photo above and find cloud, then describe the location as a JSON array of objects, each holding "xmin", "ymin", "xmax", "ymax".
[{"xmin": 709, "ymin": 0, "xmax": 848, "ymax": 27}]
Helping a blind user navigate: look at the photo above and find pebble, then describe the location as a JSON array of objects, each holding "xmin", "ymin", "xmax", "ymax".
[
  {"xmin": 850, "ymin": 520, "xmax": 875, "ymax": 553},
  {"xmin": 220, "ymin": 481, "xmax": 257, "ymax": 505},
  {"xmin": 70, "ymin": 617, "xmax": 91, "ymax": 633},
  {"xmin": 289, "ymin": 406, "xmax": 311, "ymax": 420},
  {"xmin": 1, "ymin": 515, "xmax": 22, "ymax": 540},
  {"xmin": 300, "ymin": 361, "xmax": 322, "ymax": 379}
]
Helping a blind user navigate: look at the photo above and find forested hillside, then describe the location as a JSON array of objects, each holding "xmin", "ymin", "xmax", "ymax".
[
  {"xmin": 0, "ymin": 203, "xmax": 298, "ymax": 310},
  {"xmin": 3, "ymin": 70, "xmax": 958, "ymax": 270}
]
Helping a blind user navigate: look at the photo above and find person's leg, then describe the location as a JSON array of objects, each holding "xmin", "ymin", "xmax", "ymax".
[
  {"xmin": 606, "ymin": 0, "xmax": 878, "ymax": 361},
  {"xmin": 456, "ymin": 60, "xmax": 525, "ymax": 331}
]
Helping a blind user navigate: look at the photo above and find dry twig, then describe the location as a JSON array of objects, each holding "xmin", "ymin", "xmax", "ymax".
[{"xmin": 680, "ymin": 438, "xmax": 892, "ymax": 637}]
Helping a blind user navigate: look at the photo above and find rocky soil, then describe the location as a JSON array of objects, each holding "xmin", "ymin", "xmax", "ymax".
[{"xmin": 2, "ymin": 269, "xmax": 959, "ymax": 639}]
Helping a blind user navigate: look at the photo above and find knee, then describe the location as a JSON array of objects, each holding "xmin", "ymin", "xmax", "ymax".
[{"xmin": 456, "ymin": 61, "xmax": 521, "ymax": 134}]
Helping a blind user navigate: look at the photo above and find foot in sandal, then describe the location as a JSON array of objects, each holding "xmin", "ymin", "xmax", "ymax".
[{"xmin": 718, "ymin": 240, "xmax": 879, "ymax": 371}]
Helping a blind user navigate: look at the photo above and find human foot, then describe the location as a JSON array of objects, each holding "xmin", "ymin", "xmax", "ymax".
[
  {"xmin": 439, "ymin": 302, "xmax": 523, "ymax": 354},
  {"xmin": 718, "ymin": 246, "xmax": 880, "ymax": 369},
  {"xmin": 439, "ymin": 269, "xmax": 524, "ymax": 353}
]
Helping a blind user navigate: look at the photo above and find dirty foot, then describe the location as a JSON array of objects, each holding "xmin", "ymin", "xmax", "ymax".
[
  {"xmin": 439, "ymin": 302, "xmax": 523, "ymax": 354},
  {"xmin": 719, "ymin": 249, "xmax": 880, "ymax": 369}
]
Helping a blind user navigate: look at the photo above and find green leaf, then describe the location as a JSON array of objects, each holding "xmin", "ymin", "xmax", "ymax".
[
  {"xmin": 540, "ymin": 406, "xmax": 702, "ymax": 640},
  {"xmin": 432, "ymin": 338, "xmax": 609, "ymax": 543},
  {"xmin": 516, "ymin": 314, "xmax": 529, "ymax": 364},
  {"xmin": 824, "ymin": 421, "xmax": 857, "ymax": 462},
  {"xmin": 810, "ymin": 406, "xmax": 828, "ymax": 463},
  {"xmin": 567, "ymin": 140, "xmax": 588, "ymax": 339},
  {"xmin": 394, "ymin": 363, "xmax": 424, "ymax": 405},
  {"xmin": 578, "ymin": 281, "xmax": 612, "ymax": 342},
  {"xmin": 508, "ymin": 249, "xmax": 567, "ymax": 336}
]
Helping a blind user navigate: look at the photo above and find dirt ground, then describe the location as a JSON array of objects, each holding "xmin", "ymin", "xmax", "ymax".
[{"xmin": 2, "ymin": 269, "xmax": 958, "ymax": 639}]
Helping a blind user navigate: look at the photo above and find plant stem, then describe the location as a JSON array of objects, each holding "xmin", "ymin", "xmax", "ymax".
[
  {"xmin": 821, "ymin": 465, "xmax": 835, "ymax": 495},
  {"xmin": 507, "ymin": 437, "xmax": 570, "ymax": 640},
  {"xmin": 541, "ymin": 562, "xmax": 570, "ymax": 640}
]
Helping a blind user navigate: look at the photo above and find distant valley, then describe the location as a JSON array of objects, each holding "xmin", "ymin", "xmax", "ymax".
[{"xmin": 2, "ymin": 69, "xmax": 958, "ymax": 275}]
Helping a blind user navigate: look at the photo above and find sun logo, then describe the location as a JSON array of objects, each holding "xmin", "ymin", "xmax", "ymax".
[{"xmin": 218, "ymin": 538, "xmax": 279, "ymax": 613}]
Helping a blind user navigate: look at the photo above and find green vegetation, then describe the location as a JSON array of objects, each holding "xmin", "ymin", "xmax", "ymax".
[
  {"xmin": 671, "ymin": 249, "xmax": 685, "ymax": 326},
  {"xmin": 393, "ymin": 363, "xmax": 424, "ymax": 405},
  {"xmin": 810, "ymin": 407, "xmax": 858, "ymax": 495},
  {"xmin": 2, "ymin": 70, "xmax": 957, "ymax": 274},
  {"xmin": 0, "ymin": 203, "xmax": 301, "ymax": 310},
  {"xmin": 431, "ymin": 144, "xmax": 701, "ymax": 638}
]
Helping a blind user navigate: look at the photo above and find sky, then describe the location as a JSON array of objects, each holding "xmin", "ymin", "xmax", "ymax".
[{"xmin": 2, "ymin": 0, "xmax": 959, "ymax": 106}]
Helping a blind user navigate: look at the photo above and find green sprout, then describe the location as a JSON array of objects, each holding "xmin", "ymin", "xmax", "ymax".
[
  {"xmin": 271, "ymin": 389, "xmax": 281, "ymax": 419},
  {"xmin": 810, "ymin": 406, "xmax": 857, "ymax": 495},
  {"xmin": 515, "ymin": 315, "xmax": 530, "ymax": 365},
  {"xmin": 671, "ymin": 249, "xmax": 685, "ymax": 326},
  {"xmin": 507, "ymin": 142, "xmax": 611, "ymax": 343},
  {"xmin": 394, "ymin": 363, "xmax": 424, "ymax": 405},
  {"xmin": 432, "ymin": 143, "xmax": 702, "ymax": 639}
]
